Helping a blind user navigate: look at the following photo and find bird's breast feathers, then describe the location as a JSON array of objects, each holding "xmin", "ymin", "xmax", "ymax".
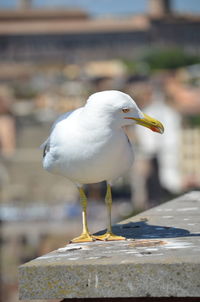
[{"xmin": 43, "ymin": 124, "xmax": 133, "ymax": 183}]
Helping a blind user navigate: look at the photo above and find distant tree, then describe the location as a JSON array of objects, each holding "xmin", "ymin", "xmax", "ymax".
[{"xmin": 144, "ymin": 48, "xmax": 200, "ymax": 70}]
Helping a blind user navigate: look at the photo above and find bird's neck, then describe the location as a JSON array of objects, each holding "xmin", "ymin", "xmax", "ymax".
[{"xmin": 80, "ymin": 106, "xmax": 118, "ymax": 131}]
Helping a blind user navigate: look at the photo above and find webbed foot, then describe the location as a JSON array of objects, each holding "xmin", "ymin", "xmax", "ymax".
[
  {"xmin": 94, "ymin": 232, "xmax": 125, "ymax": 241},
  {"xmin": 70, "ymin": 232, "xmax": 96, "ymax": 243}
]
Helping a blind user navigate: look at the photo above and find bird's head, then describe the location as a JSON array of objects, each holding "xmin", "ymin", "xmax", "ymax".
[{"xmin": 86, "ymin": 90, "xmax": 164, "ymax": 134}]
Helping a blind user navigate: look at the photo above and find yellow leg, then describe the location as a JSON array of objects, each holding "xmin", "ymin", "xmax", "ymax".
[
  {"xmin": 94, "ymin": 183, "xmax": 125, "ymax": 241},
  {"xmin": 70, "ymin": 187, "xmax": 95, "ymax": 243}
]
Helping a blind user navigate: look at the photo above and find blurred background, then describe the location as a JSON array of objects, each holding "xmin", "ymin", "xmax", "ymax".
[{"xmin": 0, "ymin": 0, "xmax": 200, "ymax": 301}]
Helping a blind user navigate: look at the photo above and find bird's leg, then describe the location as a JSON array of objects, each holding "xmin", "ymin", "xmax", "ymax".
[
  {"xmin": 70, "ymin": 187, "xmax": 95, "ymax": 243},
  {"xmin": 94, "ymin": 183, "xmax": 125, "ymax": 241}
]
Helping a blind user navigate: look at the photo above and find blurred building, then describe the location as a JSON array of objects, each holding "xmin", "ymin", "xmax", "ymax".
[
  {"xmin": 149, "ymin": 0, "xmax": 172, "ymax": 17},
  {"xmin": 0, "ymin": 1, "xmax": 200, "ymax": 63}
]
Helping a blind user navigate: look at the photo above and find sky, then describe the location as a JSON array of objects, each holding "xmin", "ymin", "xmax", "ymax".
[{"xmin": 0, "ymin": 0, "xmax": 200, "ymax": 16}]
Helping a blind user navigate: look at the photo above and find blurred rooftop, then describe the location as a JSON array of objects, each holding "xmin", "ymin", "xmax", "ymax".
[
  {"xmin": 0, "ymin": 11, "xmax": 150, "ymax": 35},
  {"xmin": 0, "ymin": 9, "xmax": 89, "ymax": 21},
  {"xmin": 0, "ymin": 0, "xmax": 199, "ymax": 63},
  {"xmin": 0, "ymin": 6, "xmax": 200, "ymax": 36}
]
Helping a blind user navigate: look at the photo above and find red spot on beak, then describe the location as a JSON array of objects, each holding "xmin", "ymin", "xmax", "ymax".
[{"xmin": 151, "ymin": 126, "xmax": 160, "ymax": 133}]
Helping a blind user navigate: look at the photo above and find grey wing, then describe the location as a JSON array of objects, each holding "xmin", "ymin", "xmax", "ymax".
[
  {"xmin": 40, "ymin": 111, "xmax": 73, "ymax": 158},
  {"xmin": 42, "ymin": 139, "xmax": 50, "ymax": 158}
]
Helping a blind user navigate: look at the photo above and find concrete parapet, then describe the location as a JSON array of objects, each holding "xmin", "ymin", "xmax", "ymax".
[{"xmin": 19, "ymin": 191, "xmax": 200, "ymax": 300}]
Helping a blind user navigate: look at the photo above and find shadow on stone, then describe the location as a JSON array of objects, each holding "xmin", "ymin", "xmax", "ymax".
[{"xmin": 95, "ymin": 221, "xmax": 200, "ymax": 240}]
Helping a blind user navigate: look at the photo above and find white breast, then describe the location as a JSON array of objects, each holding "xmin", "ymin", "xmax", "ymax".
[{"xmin": 43, "ymin": 116, "xmax": 133, "ymax": 184}]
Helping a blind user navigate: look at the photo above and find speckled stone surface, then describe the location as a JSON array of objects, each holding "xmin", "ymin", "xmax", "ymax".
[{"xmin": 19, "ymin": 191, "xmax": 200, "ymax": 299}]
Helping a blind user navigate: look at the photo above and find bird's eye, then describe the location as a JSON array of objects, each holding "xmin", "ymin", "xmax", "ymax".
[{"xmin": 122, "ymin": 108, "xmax": 130, "ymax": 113}]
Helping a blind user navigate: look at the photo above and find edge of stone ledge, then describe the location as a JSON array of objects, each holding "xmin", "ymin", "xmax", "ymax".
[{"xmin": 18, "ymin": 191, "xmax": 200, "ymax": 300}]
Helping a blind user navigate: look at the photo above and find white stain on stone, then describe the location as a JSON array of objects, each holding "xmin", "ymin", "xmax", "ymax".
[
  {"xmin": 162, "ymin": 216, "xmax": 173, "ymax": 218},
  {"xmin": 120, "ymin": 259, "xmax": 129, "ymax": 263},
  {"xmin": 164, "ymin": 240, "xmax": 193, "ymax": 249},
  {"xmin": 37, "ymin": 253, "xmax": 69, "ymax": 260},
  {"xmin": 177, "ymin": 207, "xmax": 198, "ymax": 212},
  {"xmin": 127, "ymin": 282, "xmax": 133, "ymax": 291},
  {"xmin": 145, "ymin": 248, "xmax": 158, "ymax": 251},
  {"xmin": 37, "ymin": 255, "xmax": 51, "ymax": 259},
  {"xmin": 95, "ymin": 274, "xmax": 99, "ymax": 288},
  {"xmin": 126, "ymin": 251, "xmax": 138, "ymax": 254},
  {"xmin": 88, "ymin": 273, "xmax": 92, "ymax": 288},
  {"xmin": 57, "ymin": 244, "xmax": 89, "ymax": 252}
]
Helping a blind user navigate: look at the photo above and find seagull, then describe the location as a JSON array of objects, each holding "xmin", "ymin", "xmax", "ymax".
[{"xmin": 41, "ymin": 90, "xmax": 164, "ymax": 243}]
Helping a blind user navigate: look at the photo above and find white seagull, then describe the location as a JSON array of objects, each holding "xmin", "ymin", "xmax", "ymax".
[{"xmin": 42, "ymin": 90, "xmax": 164, "ymax": 243}]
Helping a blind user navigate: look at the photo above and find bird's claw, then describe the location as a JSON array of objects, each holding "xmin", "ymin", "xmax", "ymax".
[
  {"xmin": 93, "ymin": 232, "xmax": 126, "ymax": 241},
  {"xmin": 69, "ymin": 232, "xmax": 96, "ymax": 243}
]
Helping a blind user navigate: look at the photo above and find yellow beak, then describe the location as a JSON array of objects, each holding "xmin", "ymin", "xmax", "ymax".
[{"xmin": 125, "ymin": 113, "xmax": 164, "ymax": 134}]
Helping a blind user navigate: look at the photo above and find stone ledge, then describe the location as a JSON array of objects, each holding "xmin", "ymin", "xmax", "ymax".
[{"xmin": 19, "ymin": 191, "xmax": 200, "ymax": 300}]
